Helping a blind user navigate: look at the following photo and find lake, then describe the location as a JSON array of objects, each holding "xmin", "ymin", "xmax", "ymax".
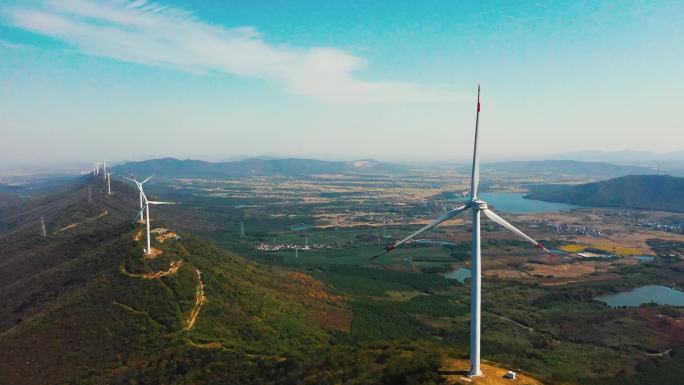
[
  {"xmin": 595, "ymin": 285, "xmax": 684, "ymax": 307},
  {"xmin": 477, "ymin": 192, "xmax": 579, "ymax": 214},
  {"xmin": 635, "ymin": 256, "xmax": 655, "ymax": 263},
  {"xmin": 440, "ymin": 267, "xmax": 471, "ymax": 283}
]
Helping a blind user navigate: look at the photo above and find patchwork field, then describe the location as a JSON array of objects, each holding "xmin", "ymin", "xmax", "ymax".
[{"xmin": 135, "ymin": 170, "xmax": 684, "ymax": 385}]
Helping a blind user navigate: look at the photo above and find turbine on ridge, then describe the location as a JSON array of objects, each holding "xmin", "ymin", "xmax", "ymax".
[
  {"xmin": 122, "ymin": 174, "xmax": 177, "ymax": 255},
  {"xmin": 372, "ymin": 84, "xmax": 553, "ymax": 377}
]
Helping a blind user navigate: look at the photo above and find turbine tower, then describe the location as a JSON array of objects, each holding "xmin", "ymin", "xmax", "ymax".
[
  {"xmin": 40, "ymin": 217, "xmax": 47, "ymax": 237},
  {"xmin": 106, "ymin": 172, "xmax": 112, "ymax": 195},
  {"xmin": 123, "ymin": 174, "xmax": 176, "ymax": 255},
  {"xmin": 373, "ymin": 84, "xmax": 552, "ymax": 377}
]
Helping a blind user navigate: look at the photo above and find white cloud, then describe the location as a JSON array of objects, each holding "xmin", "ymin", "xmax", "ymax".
[
  {"xmin": 0, "ymin": 38, "xmax": 34, "ymax": 50},
  {"xmin": 5, "ymin": 0, "xmax": 462, "ymax": 104}
]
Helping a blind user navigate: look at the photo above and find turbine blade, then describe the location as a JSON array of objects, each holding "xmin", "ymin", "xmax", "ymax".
[
  {"xmin": 371, "ymin": 248, "xmax": 393, "ymax": 260},
  {"xmin": 132, "ymin": 206, "xmax": 146, "ymax": 224},
  {"xmin": 481, "ymin": 208, "xmax": 552, "ymax": 254},
  {"xmin": 371, "ymin": 204, "xmax": 470, "ymax": 259},
  {"xmin": 120, "ymin": 176, "xmax": 136, "ymax": 183},
  {"xmin": 147, "ymin": 201, "xmax": 176, "ymax": 205},
  {"xmin": 140, "ymin": 174, "xmax": 155, "ymax": 184},
  {"xmin": 470, "ymin": 84, "xmax": 481, "ymax": 199}
]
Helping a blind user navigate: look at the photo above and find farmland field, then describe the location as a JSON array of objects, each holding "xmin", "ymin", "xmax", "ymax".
[{"xmin": 140, "ymin": 169, "xmax": 684, "ymax": 385}]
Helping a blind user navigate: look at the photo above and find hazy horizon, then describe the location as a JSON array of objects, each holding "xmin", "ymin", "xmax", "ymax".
[
  {"xmin": 1, "ymin": 1, "xmax": 683, "ymax": 164},
  {"xmin": 3, "ymin": 148, "xmax": 684, "ymax": 179}
]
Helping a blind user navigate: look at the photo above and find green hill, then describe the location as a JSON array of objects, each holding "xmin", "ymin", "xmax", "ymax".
[
  {"xmin": 526, "ymin": 175, "xmax": 684, "ymax": 212},
  {"xmin": 0, "ymin": 176, "xmax": 444, "ymax": 385}
]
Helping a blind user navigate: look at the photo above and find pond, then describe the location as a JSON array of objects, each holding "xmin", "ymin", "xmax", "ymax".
[
  {"xmin": 415, "ymin": 239, "xmax": 458, "ymax": 247},
  {"xmin": 595, "ymin": 285, "xmax": 684, "ymax": 307},
  {"xmin": 477, "ymin": 192, "xmax": 579, "ymax": 214},
  {"xmin": 635, "ymin": 256, "xmax": 655, "ymax": 263},
  {"xmin": 440, "ymin": 267, "xmax": 471, "ymax": 283},
  {"xmin": 290, "ymin": 223, "xmax": 313, "ymax": 231}
]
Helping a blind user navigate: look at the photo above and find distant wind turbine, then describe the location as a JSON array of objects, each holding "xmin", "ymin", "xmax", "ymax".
[
  {"xmin": 122, "ymin": 174, "xmax": 176, "ymax": 255},
  {"xmin": 372, "ymin": 84, "xmax": 553, "ymax": 377},
  {"xmin": 40, "ymin": 217, "xmax": 47, "ymax": 238},
  {"xmin": 106, "ymin": 172, "xmax": 112, "ymax": 195}
]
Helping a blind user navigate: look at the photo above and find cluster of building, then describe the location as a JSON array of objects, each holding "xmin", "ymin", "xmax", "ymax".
[
  {"xmin": 255, "ymin": 242, "xmax": 332, "ymax": 251},
  {"xmin": 637, "ymin": 221, "xmax": 683, "ymax": 234},
  {"xmin": 352, "ymin": 215, "xmax": 404, "ymax": 224},
  {"xmin": 527, "ymin": 219, "xmax": 602, "ymax": 236}
]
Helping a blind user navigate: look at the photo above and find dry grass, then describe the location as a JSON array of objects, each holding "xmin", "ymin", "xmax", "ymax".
[
  {"xmin": 123, "ymin": 260, "xmax": 182, "ymax": 279},
  {"xmin": 185, "ymin": 269, "xmax": 206, "ymax": 331},
  {"xmin": 484, "ymin": 269, "xmax": 530, "ymax": 279},
  {"xmin": 144, "ymin": 247, "xmax": 163, "ymax": 259},
  {"xmin": 523, "ymin": 261, "xmax": 605, "ymax": 278},
  {"xmin": 560, "ymin": 244, "xmax": 585, "ymax": 253},
  {"xmin": 441, "ymin": 358, "xmax": 543, "ymax": 385},
  {"xmin": 378, "ymin": 290, "xmax": 427, "ymax": 301},
  {"xmin": 155, "ymin": 231, "xmax": 181, "ymax": 243},
  {"xmin": 281, "ymin": 271, "xmax": 352, "ymax": 331}
]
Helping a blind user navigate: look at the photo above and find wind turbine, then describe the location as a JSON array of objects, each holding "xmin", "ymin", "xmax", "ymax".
[
  {"xmin": 40, "ymin": 217, "xmax": 47, "ymax": 238},
  {"xmin": 122, "ymin": 174, "xmax": 176, "ymax": 255},
  {"xmin": 372, "ymin": 84, "xmax": 552, "ymax": 377},
  {"xmin": 121, "ymin": 173, "xmax": 154, "ymax": 222},
  {"xmin": 106, "ymin": 172, "xmax": 112, "ymax": 195}
]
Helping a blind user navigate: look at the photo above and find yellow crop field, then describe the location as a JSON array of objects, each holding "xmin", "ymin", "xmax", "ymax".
[{"xmin": 560, "ymin": 244, "xmax": 585, "ymax": 253}]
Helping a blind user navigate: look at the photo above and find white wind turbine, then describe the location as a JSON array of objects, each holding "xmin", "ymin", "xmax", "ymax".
[
  {"xmin": 106, "ymin": 172, "xmax": 112, "ymax": 195},
  {"xmin": 122, "ymin": 174, "xmax": 176, "ymax": 255},
  {"xmin": 121, "ymin": 173, "xmax": 154, "ymax": 222},
  {"xmin": 372, "ymin": 84, "xmax": 553, "ymax": 377}
]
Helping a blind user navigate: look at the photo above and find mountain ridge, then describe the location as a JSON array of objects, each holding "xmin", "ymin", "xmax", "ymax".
[
  {"xmin": 477, "ymin": 160, "xmax": 656, "ymax": 178},
  {"xmin": 112, "ymin": 157, "xmax": 407, "ymax": 179},
  {"xmin": 526, "ymin": 175, "xmax": 684, "ymax": 212},
  {"xmin": 0, "ymin": 175, "xmax": 357, "ymax": 384}
]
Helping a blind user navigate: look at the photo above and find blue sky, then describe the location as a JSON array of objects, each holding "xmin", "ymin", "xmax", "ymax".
[{"xmin": 1, "ymin": 0, "xmax": 682, "ymax": 164}]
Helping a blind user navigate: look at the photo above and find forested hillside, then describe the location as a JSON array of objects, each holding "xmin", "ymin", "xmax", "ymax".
[{"xmin": 526, "ymin": 175, "xmax": 684, "ymax": 212}]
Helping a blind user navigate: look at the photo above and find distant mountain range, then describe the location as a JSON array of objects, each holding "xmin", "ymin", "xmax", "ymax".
[
  {"xmin": 526, "ymin": 175, "xmax": 684, "ymax": 212},
  {"xmin": 552, "ymin": 150, "xmax": 684, "ymax": 163},
  {"xmin": 477, "ymin": 160, "xmax": 657, "ymax": 179},
  {"xmin": 112, "ymin": 157, "xmax": 407, "ymax": 178},
  {"xmin": 116, "ymin": 157, "xmax": 662, "ymax": 180}
]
